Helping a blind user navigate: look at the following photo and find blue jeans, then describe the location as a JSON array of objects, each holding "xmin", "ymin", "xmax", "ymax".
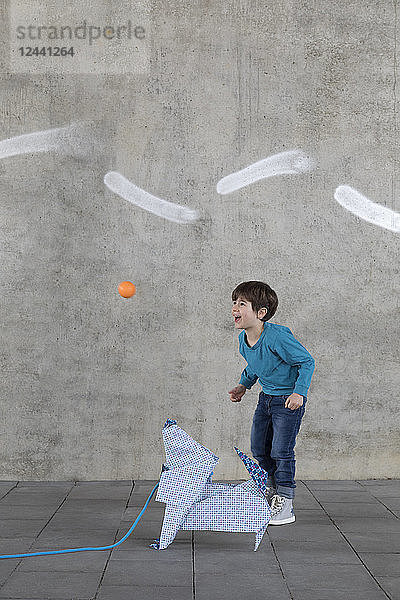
[{"xmin": 250, "ymin": 392, "xmax": 307, "ymax": 499}]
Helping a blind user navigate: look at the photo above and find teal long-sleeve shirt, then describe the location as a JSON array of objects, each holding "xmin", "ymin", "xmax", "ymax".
[{"xmin": 238, "ymin": 322, "xmax": 315, "ymax": 397}]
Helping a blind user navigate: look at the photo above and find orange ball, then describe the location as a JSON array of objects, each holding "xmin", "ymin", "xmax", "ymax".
[{"xmin": 118, "ymin": 281, "xmax": 136, "ymax": 298}]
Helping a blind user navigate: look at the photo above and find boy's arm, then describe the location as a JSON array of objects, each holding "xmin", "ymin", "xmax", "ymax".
[
  {"xmin": 239, "ymin": 365, "xmax": 258, "ymax": 390},
  {"xmin": 273, "ymin": 328, "xmax": 315, "ymax": 397}
]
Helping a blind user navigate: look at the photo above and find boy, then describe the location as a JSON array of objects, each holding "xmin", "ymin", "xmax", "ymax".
[{"xmin": 228, "ymin": 281, "xmax": 315, "ymax": 525}]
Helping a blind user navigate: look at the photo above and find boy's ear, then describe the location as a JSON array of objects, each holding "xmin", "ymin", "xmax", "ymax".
[{"xmin": 258, "ymin": 307, "xmax": 268, "ymax": 319}]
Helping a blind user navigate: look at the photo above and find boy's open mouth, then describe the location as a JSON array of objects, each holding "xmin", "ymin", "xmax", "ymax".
[{"xmin": 234, "ymin": 316, "xmax": 241, "ymax": 322}]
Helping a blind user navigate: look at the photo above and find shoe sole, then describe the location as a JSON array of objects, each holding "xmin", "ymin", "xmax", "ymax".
[{"xmin": 268, "ymin": 515, "xmax": 296, "ymax": 525}]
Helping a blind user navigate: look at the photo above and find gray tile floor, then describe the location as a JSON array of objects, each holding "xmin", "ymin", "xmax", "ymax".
[{"xmin": 0, "ymin": 479, "xmax": 398, "ymax": 600}]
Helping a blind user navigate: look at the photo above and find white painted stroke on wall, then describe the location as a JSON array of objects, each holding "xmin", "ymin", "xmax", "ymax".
[
  {"xmin": 0, "ymin": 126, "xmax": 67, "ymax": 158},
  {"xmin": 0, "ymin": 123, "xmax": 94, "ymax": 159},
  {"xmin": 0, "ymin": 121, "xmax": 107, "ymax": 159},
  {"xmin": 216, "ymin": 150, "xmax": 313, "ymax": 195},
  {"xmin": 104, "ymin": 171, "xmax": 198, "ymax": 225},
  {"xmin": 335, "ymin": 185, "xmax": 400, "ymax": 233}
]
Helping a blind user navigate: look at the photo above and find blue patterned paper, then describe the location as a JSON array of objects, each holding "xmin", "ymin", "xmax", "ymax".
[{"xmin": 234, "ymin": 447, "xmax": 269, "ymax": 494}]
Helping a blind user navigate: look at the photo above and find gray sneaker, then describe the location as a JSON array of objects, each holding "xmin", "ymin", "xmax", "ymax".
[{"xmin": 269, "ymin": 494, "xmax": 295, "ymax": 525}]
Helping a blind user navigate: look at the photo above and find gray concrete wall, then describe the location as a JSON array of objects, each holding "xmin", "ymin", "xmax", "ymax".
[{"xmin": 0, "ymin": 0, "xmax": 399, "ymax": 480}]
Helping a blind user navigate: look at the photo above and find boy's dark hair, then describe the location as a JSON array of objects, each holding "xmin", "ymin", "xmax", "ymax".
[{"xmin": 232, "ymin": 281, "xmax": 278, "ymax": 322}]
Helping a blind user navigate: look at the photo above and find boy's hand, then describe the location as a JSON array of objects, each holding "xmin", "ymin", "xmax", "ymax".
[
  {"xmin": 285, "ymin": 393, "xmax": 304, "ymax": 410},
  {"xmin": 229, "ymin": 384, "xmax": 247, "ymax": 402}
]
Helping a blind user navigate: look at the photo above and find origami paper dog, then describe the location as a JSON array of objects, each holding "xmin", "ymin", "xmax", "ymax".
[{"xmin": 153, "ymin": 419, "xmax": 271, "ymax": 551}]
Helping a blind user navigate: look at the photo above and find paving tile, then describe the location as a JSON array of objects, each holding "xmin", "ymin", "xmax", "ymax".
[
  {"xmin": 0, "ymin": 489, "xmax": 17, "ymax": 503},
  {"xmin": 0, "ymin": 492, "xmax": 67, "ymax": 507},
  {"xmin": 381, "ymin": 505, "xmax": 400, "ymax": 519},
  {"xmin": 0, "ymin": 570, "xmax": 101, "ymax": 599},
  {"xmin": 116, "ymin": 524, "xmax": 191, "ymax": 544},
  {"xmin": 60, "ymin": 497, "xmax": 127, "ymax": 509},
  {"xmin": 321, "ymin": 501, "xmax": 394, "ymax": 518},
  {"xmin": 110, "ymin": 545, "xmax": 192, "ymax": 561},
  {"xmin": 290, "ymin": 509, "xmax": 332, "ymax": 524},
  {"xmin": 14, "ymin": 549, "xmax": 111, "ymax": 572},
  {"xmin": 194, "ymin": 531, "xmax": 256, "ymax": 551},
  {"xmin": 363, "ymin": 487, "xmax": 400, "ymax": 499},
  {"xmin": 45, "ymin": 513, "xmax": 123, "ymax": 531},
  {"xmin": 272, "ymin": 539, "xmax": 361, "ymax": 564},
  {"xmin": 195, "ymin": 573, "xmax": 291, "ymax": 600},
  {"xmin": 130, "ymin": 490, "xmax": 158, "ymax": 499},
  {"xmin": 0, "ymin": 564, "xmax": 20, "ymax": 589},
  {"xmin": 194, "ymin": 542, "xmax": 273, "ymax": 556},
  {"xmin": 0, "ymin": 538, "xmax": 32, "ymax": 554},
  {"xmin": 1, "ymin": 485, "xmax": 69, "ymax": 495},
  {"xmin": 359, "ymin": 552, "xmax": 400, "ymax": 577},
  {"xmin": 29, "ymin": 540, "xmax": 110, "ymax": 555},
  {"xmin": 67, "ymin": 483, "xmax": 132, "ymax": 500},
  {"xmin": 364, "ymin": 484, "xmax": 400, "ymax": 493},
  {"xmin": 0, "ymin": 537, "xmax": 36, "ymax": 581},
  {"xmin": 102, "ymin": 557, "xmax": 192, "ymax": 586},
  {"xmin": 81, "ymin": 480, "xmax": 133, "ymax": 485},
  {"xmin": 282, "ymin": 563, "xmax": 382, "ymax": 590},
  {"xmin": 114, "ymin": 530, "xmax": 190, "ymax": 553},
  {"xmin": 125, "ymin": 504, "xmax": 164, "ymax": 518},
  {"xmin": 375, "ymin": 576, "xmax": 400, "ymax": 600},
  {"xmin": 312, "ymin": 490, "xmax": 379, "ymax": 504},
  {"xmin": 129, "ymin": 490, "xmax": 160, "ymax": 502},
  {"xmin": 289, "ymin": 586, "xmax": 389, "ymax": 600},
  {"xmin": 194, "ymin": 547, "xmax": 280, "ymax": 574},
  {"xmin": 379, "ymin": 496, "xmax": 400, "ymax": 508},
  {"xmin": 358, "ymin": 480, "xmax": 400, "ymax": 486},
  {"xmin": 40, "ymin": 522, "xmax": 119, "ymax": 536},
  {"xmin": 123, "ymin": 503, "xmax": 165, "ymax": 518},
  {"xmin": 344, "ymin": 531, "xmax": 400, "ymax": 553},
  {"xmin": 126, "ymin": 507, "xmax": 164, "ymax": 525},
  {"xmin": 127, "ymin": 495, "xmax": 163, "ymax": 508},
  {"xmin": 0, "ymin": 520, "xmax": 48, "ymax": 538},
  {"xmin": 16, "ymin": 482, "xmax": 74, "ymax": 487},
  {"xmin": 118, "ymin": 519, "xmax": 162, "ymax": 540},
  {"xmin": 129, "ymin": 485, "xmax": 160, "ymax": 496},
  {"xmin": 97, "ymin": 585, "xmax": 193, "ymax": 600},
  {"xmin": 368, "ymin": 480, "xmax": 400, "ymax": 492},
  {"xmin": 132, "ymin": 480, "xmax": 158, "ymax": 487},
  {"xmin": 32, "ymin": 528, "xmax": 120, "ymax": 547},
  {"xmin": 333, "ymin": 516, "xmax": 400, "ymax": 533},
  {"xmin": 128, "ymin": 505, "xmax": 166, "ymax": 518},
  {"xmin": 0, "ymin": 541, "xmax": 33, "ymax": 586},
  {"xmin": 304, "ymin": 480, "xmax": 365, "ymax": 491},
  {"xmin": 267, "ymin": 522, "xmax": 344, "ymax": 543},
  {"xmin": 56, "ymin": 500, "xmax": 126, "ymax": 518},
  {"xmin": 129, "ymin": 483, "xmax": 158, "ymax": 495},
  {"xmin": 377, "ymin": 497, "xmax": 400, "ymax": 512},
  {"xmin": 0, "ymin": 505, "xmax": 58, "ymax": 520},
  {"xmin": 291, "ymin": 495, "xmax": 323, "ymax": 510},
  {"xmin": 291, "ymin": 484, "xmax": 320, "ymax": 494}
]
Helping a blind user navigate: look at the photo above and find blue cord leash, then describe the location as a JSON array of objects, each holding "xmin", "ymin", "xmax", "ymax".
[{"xmin": 0, "ymin": 482, "xmax": 159, "ymax": 560}]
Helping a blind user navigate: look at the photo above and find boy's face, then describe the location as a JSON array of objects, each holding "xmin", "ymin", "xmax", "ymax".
[{"xmin": 232, "ymin": 296, "xmax": 266, "ymax": 329}]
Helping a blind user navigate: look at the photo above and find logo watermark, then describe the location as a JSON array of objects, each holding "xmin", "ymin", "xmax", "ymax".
[
  {"xmin": 9, "ymin": 0, "xmax": 150, "ymax": 74},
  {"xmin": 15, "ymin": 21, "xmax": 145, "ymax": 46}
]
